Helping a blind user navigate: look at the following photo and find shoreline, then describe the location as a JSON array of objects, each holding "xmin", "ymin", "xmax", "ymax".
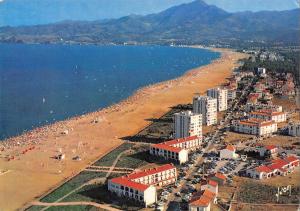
[
  {"xmin": 0, "ymin": 45, "xmax": 220, "ymax": 144},
  {"xmin": 0, "ymin": 47, "xmax": 248, "ymax": 210}
]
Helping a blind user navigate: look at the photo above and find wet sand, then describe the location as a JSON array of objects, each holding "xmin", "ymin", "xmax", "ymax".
[{"xmin": 0, "ymin": 48, "xmax": 247, "ymax": 210}]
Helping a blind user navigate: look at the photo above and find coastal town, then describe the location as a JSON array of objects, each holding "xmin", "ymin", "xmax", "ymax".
[
  {"xmin": 104, "ymin": 65, "xmax": 300, "ymax": 210},
  {"xmin": 1, "ymin": 48, "xmax": 299, "ymax": 211}
]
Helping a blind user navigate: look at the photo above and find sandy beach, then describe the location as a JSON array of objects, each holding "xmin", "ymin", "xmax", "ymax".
[{"xmin": 0, "ymin": 47, "xmax": 247, "ymax": 210}]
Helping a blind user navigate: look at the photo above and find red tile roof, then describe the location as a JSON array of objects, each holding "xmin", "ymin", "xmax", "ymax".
[
  {"xmin": 268, "ymin": 163, "xmax": 284, "ymax": 171},
  {"xmin": 164, "ymin": 136, "xmax": 199, "ymax": 146},
  {"xmin": 202, "ymin": 189, "xmax": 216, "ymax": 198},
  {"xmin": 127, "ymin": 164, "xmax": 176, "ymax": 180},
  {"xmin": 285, "ymin": 156, "xmax": 299, "ymax": 163},
  {"xmin": 214, "ymin": 173, "xmax": 226, "ymax": 181},
  {"xmin": 251, "ymin": 110, "xmax": 285, "ymax": 117},
  {"xmin": 265, "ymin": 145, "xmax": 277, "ymax": 151},
  {"xmin": 238, "ymin": 119, "xmax": 276, "ymax": 127},
  {"xmin": 255, "ymin": 165, "xmax": 273, "ymax": 173},
  {"xmin": 208, "ymin": 180, "xmax": 218, "ymax": 187},
  {"xmin": 225, "ymin": 145, "xmax": 235, "ymax": 152},
  {"xmin": 272, "ymin": 158, "xmax": 289, "ymax": 166},
  {"xmin": 190, "ymin": 190, "xmax": 215, "ymax": 207},
  {"xmin": 151, "ymin": 143, "xmax": 182, "ymax": 153},
  {"xmin": 110, "ymin": 177, "xmax": 149, "ymax": 191}
]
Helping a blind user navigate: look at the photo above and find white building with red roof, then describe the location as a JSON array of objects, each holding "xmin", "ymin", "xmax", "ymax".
[
  {"xmin": 189, "ymin": 189, "xmax": 216, "ymax": 211},
  {"xmin": 245, "ymin": 103, "xmax": 283, "ymax": 113},
  {"xmin": 150, "ymin": 136, "xmax": 201, "ymax": 164},
  {"xmin": 108, "ymin": 164, "xmax": 177, "ymax": 207},
  {"xmin": 249, "ymin": 110, "xmax": 287, "ymax": 123},
  {"xmin": 201, "ymin": 180, "xmax": 219, "ymax": 195},
  {"xmin": 210, "ymin": 173, "xmax": 227, "ymax": 185},
  {"xmin": 233, "ymin": 119, "xmax": 277, "ymax": 136},
  {"xmin": 246, "ymin": 156, "xmax": 299, "ymax": 180},
  {"xmin": 220, "ymin": 145, "xmax": 239, "ymax": 160},
  {"xmin": 108, "ymin": 177, "xmax": 156, "ymax": 207},
  {"xmin": 258, "ymin": 145, "xmax": 278, "ymax": 157},
  {"xmin": 189, "ymin": 178, "xmax": 220, "ymax": 211}
]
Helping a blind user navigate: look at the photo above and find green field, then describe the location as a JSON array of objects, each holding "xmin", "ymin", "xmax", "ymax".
[
  {"xmin": 40, "ymin": 171, "xmax": 106, "ymax": 203},
  {"xmin": 93, "ymin": 143, "xmax": 133, "ymax": 166}
]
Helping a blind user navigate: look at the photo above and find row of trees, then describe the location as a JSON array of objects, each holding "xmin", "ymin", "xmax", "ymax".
[{"xmin": 240, "ymin": 51, "xmax": 300, "ymax": 85}]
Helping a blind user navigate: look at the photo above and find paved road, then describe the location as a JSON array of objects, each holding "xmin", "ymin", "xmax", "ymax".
[{"xmin": 164, "ymin": 77, "xmax": 254, "ymax": 210}]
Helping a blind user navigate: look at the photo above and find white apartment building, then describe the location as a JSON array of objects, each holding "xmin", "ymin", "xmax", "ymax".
[
  {"xmin": 227, "ymin": 88, "xmax": 237, "ymax": 100},
  {"xmin": 207, "ymin": 87, "xmax": 228, "ymax": 111},
  {"xmin": 174, "ymin": 111, "xmax": 202, "ymax": 138},
  {"xmin": 288, "ymin": 123, "xmax": 300, "ymax": 137},
  {"xmin": 163, "ymin": 135, "xmax": 202, "ymax": 151},
  {"xmin": 150, "ymin": 144, "xmax": 188, "ymax": 164},
  {"xmin": 233, "ymin": 119, "xmax": 277, "ymax": 136},
  {"xmin": 220, "ymin": 145, "xmax": 239, "ymax": 160},
  {"xmin": 150, "ymin": 136, "xmax": 202, "ymax": 164},
  {"xmin": 246, "ymin": 156, "xmax": 299, "ymax": 180},
  {"xmin": 245, "ymin": 103, "xmax": 283, "ymax": 112},
  {"xmin": 249, "ymin": 110, "xmax": 287, "ymax": 123},
  {"xmin": 108, "ymin": 178, "xmax": 157, "ymax": 207},
  {"xmin": 108, "ymin": 164, "xmax": 177, "ymax": 207},
  {"xmin": 193, "ymin": 96, "xmax": 217, "ymax": 126}
]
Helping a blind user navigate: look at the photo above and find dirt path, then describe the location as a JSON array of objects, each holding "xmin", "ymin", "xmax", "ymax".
[
  {"xmin": 32, "ymin": 201, "xmax": 121, "ymax": 211},
  {"xmin": 104, "ymin": 149, "xmax": 129, "ymax": 178}
]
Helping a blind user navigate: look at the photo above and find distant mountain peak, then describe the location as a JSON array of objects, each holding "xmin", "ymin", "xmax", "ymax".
[{"xmin": 0, "ymin": 0, "xmax": 299, "ymax": 45}]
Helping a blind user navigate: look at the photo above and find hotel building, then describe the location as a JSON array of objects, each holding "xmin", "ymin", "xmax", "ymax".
[
  {"xmin": 193, "ymin": 96, "xmax": 217, "ymax": 126},
  {"xmin": 246, "ymin": 156, "xmax": 299, "ymax": 180},
  {"xmin": 174, "ymin": 111, "xmax": 202, "ymax": 139},
  {"xmin": 245, "ymin": 103, "xmax": 283, "ymax": 112},
  {"xmin": 108, "ymin": 164, "xmax": 177, "ymax": 207},
  {"xmin": 207, "ymin": 87, "xmax": 228, "ymax": 111},
  {"xmin": 150, "ymin": 136, "xmax": 202, "ymax": 164},
  {"xmin": 233, "ymin": 119, "xmax": 277, "ymax": 136},
  {"xmin": 249, "ymin": 110, "xmax": 287, "ymax": 123}
]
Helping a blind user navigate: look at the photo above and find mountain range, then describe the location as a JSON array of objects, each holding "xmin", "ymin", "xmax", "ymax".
[{"xmin": 0, "ymin": 0, "xmax": 299, "ymax": 46}]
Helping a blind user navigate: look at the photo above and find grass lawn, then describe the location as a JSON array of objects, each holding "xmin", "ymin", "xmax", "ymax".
[
  {"xmin": 26, "ymin": 205, "xmax": 97, "ymax": 211},
  {"xmin": 47, "ymin": 205, "xmax": 95, "ymax": 211},
  {"xmin": 61, "ymin": 183, "xmax": 108, "ymax": 203},
  {"xmin": 116, "ymin": 150, "xmax": 149, "ymax": 169},
  {"xmin": 93, "ymin": 143, "xmax": 133, "ymax": 167},
  {"xmin": 26, "ymin": 206, "xmax": 47, "ymax": 211},
  {"xmin": 41, "ymin": 171, "xmax": 106, "ymax": 203}
]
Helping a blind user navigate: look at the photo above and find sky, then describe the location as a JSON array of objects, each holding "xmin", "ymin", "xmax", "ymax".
[{"xmin": 0, "ymin": 0, "xmax": 299, "ymax": 26}]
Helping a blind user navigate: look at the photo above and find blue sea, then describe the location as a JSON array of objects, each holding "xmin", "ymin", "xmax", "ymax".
[{"xmin": 0, "ymin": 44, "xmax": 220, "ymax": 140}]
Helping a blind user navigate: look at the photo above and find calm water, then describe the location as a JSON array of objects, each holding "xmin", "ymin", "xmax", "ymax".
[{"xmin": 0, "ymin": 44, "xmax": 220, "ymax": 140}]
